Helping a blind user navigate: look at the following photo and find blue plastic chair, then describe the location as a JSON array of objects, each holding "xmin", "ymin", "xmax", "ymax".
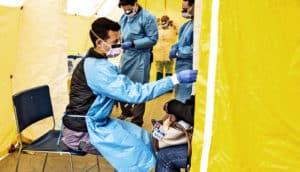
[{"xmin": 12, "ymin": 85, "xmax": 100, "ymax": 172}]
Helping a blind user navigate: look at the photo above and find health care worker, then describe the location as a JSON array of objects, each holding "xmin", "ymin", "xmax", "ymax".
[
  {"xmin": 169, "ymin": 0, "xmax": 195, "ymax": 103},
  {"xmin": 62, "ymin": 17, "xmax": 198, "ymax": 172},
  {"xmin": 153, "ymin": 15, "xmax": 178, "ymax": 81},
  {"xmin": 117, "ymin": 0, "xmax": 158, "ymax": 126}
]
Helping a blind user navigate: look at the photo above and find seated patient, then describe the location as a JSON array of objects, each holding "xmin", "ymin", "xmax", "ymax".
[{"xmin": 155, "ymin": 96, "xmax": 195, "ymax": 172}]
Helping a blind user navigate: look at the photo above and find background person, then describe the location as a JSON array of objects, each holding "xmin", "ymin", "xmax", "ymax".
[
  {"xmin": 153, "ymin": 15, "xmax": 178, "ymax": 81},
  {"xmin": 117, "ymin": 0, "xmax": 159, "ymax": 127},
  {"xmin": 169, "ymin": 0, "xmax": 195, "ymax": 103}
]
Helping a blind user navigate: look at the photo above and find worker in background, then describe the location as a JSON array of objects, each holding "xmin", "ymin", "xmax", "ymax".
[
  {"xmin": 169, "ymin": 0, "xmax": 195, "ymax": 103},
  {"xmin": 117, "ymin": 0, "xmax": 159, "ymax": 127}
]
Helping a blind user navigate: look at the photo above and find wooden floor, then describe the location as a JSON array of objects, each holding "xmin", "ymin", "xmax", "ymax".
[{"xmin": 0, "ymin": 73, "xmax": 175, "ymax": 171}]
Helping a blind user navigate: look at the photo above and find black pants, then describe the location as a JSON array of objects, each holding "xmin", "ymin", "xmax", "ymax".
[{"xmin": 120, "ymin": 102, "xmax": 145, "ymax": 127}]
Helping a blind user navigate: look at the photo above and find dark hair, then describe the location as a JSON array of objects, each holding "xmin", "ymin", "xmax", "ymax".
[
  {"xmin": 118, "ymin": 0, "xmax": 137, "ymax": 7},
  {"xmin": 161, "ymin": 15, "xmax": 170, "ymax": 22},
  {"xmin": 89, "ymin": 17, "xmax": 120, "ymax": 47},
  {"xmin": 183, "ymin": 0, "xmax": 194, "ymax": 6}
]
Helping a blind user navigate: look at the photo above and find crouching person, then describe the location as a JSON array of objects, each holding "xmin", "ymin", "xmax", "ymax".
[
  {"xmin": 61, "ymin": 17, "xmax": 197, "ymax": 172},
  {"xmin": 155, "ymin": 96, "xmax": 195, "ymax": 172}
]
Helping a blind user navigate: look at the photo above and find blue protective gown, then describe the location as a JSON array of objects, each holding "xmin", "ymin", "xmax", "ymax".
[
  {"xmin": 173, "ymin": 20, "xmax": 194, "ymax": 103},
  {"xmin": 119, "ymin": 7, "xmax": 158, "ymax": 83},
  {"xmin": 83, "ymin": 57, "xmax": 174, "ymax": 172}
]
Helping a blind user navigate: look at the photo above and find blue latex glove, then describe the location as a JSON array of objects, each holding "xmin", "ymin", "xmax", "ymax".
[
  {"xmin": 169, "ymin": 45, "xmax": 178, "ymax": 60},
  {"xmin": 176, "ymin": 70, "xmax": 198, "ymax": 83},
  {"xmin": 122, "ymin": 41, "xmax": 133, "ymax": 49}
]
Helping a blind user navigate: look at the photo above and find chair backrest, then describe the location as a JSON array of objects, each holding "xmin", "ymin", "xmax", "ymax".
[{"xmin": 12, "ymin": 85, "xmax": 54, "ymax": 132}]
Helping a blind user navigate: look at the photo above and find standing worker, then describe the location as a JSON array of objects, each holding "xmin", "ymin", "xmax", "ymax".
[
  {"xmin": 118, "ymin": 0, "xmax": 159, "ymax": 127},
  {"xmin": 169, "ymin": 0, "xmax": 195, "ymax": 103},
  {"xmin": 153, "ymin": 15, "xmax": 178, "ymax": 81}
]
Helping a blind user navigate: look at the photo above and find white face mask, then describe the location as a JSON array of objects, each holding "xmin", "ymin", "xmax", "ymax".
[
  {"xmin": 181, "ymin": 6, "xmax": 193, "ymax": 19},
  {"xmin": 125, "ymin": 10, "xmax": 136, "ymax": 17},
  {"xmin": 161, "ymin": 21, "xmax": 169, "ymax": 28},
  {"xmin": 124, "ymin": 4, "xmax": 137, "ymax": 17},
  {"xmin": 181, "ymin": 11, "xmax": 192, "ymax": 19},
  {"xmin": 125, "ymin": 9, "xmax": 136, "ymax": 17}
]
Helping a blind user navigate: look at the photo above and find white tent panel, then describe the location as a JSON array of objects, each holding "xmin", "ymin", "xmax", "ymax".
[
  {"xmin": 0, "ymin": 0, "xmax": 24, "ymax": 7},
  {"xmin": 67, "ymin": 0, "xmax": 122, "ymax": 20},
  {"xmin": 95, "ymin": 1, "xmax": 123, "ymax": 21},
  {"xmin": 13, "ymin": 0, "xmax": 68, "ymax": 131},
  {"xmin": 67, "ymin": 0, "xmax": 101, "ymax": 16}
]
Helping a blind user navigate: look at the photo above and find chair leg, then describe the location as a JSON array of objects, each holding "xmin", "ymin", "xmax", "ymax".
[
  {"xmin": 96, "ymin": 155, "xmax": 100, "ymax": 172},
  {"xmin": 15, "ymin": 149, "xmax": 22, "ymax": 172},
  {"xmin": 69, "ymin": 154, "xmax": 74, "ymax": 172},
  {"xmin": 42, "ymin": 153, "xmax": 48, "ymax": 172}
]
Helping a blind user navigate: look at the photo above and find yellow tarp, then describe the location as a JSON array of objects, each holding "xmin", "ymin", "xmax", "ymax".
[
  {"xmin": 3, "ymin": 1, "xmax": 300, "ymax": 171},
  {"xmin": 141, "ymin": 0, "xmax": 185, "ymax": 25},
  {"xmin": 0, "ymin": 0, "xmax": 69, "ymax": 158},
  {"xmin": 192, "ymin": 0, "xmax": 300, "ymax": 171},
  {"xmin": 67, "ymin": 14, "xmax": 95, "ymax": 55},
  {"xmin": 0, "ymin": 6, "xmax": 20, "ymax": 157},
  {"xmin": 67, "ymin": 0, "xmax": 186, "ymax": 55},
  {"xmin": 0, "ymin": 0, "xmax": 186, "ymax": 159}
]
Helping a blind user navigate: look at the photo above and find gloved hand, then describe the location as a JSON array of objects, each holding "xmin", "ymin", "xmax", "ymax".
[
  {"xmin": 176, "ymin": 70, "xmax": 198, "ymax": 83},
  {"xmin": 122, "ymin": 41, "xmax": 133, "ymax": 49},
  {"xmin": 169, "ymin": 45, "xmax": 178, "ymax": 60}
]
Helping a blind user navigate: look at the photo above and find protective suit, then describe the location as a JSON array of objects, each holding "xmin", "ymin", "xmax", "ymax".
[
  {"xmin": 154, "ymin": 25, "xmax": 177, "ymax": 62},
  {"xmin": 173, "ymin": 20, "xmax": 194, "ymax": 103},
  {"xmin": 119, "ymin": 7, "xmax": 158, "ymax": 83},
  {"xmin": 153, "ymin": 18, "xmax": 178, "ymax": 80},
  {"xmin": 83, "ymin": 57, "xmax": 174, "ymax": 172},
  {"xmin": 118, "ymin": 6, "xmax": 158, "ymax": 126}
]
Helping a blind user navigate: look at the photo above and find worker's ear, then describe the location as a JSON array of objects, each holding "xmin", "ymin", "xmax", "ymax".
[
  {"xmin": 96, "ymin": 39, "xmax": 102, "ymax": 48},
  {"xmin": 189, "ymin": 5, "xmax": 194, "ymax": 16}
]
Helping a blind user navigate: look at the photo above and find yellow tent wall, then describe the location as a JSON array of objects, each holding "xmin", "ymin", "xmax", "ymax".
[
  {"xmin": 0, "ymin": 6, "xmax": 20, "ymax": 158},
  {"xmin": 2, "ymin": 0, "xmax": 299, "ymax": 171},
  {"xmin": 192, "ymin": 0, "xmax": 300, "ymax": 171},
  {"xmin": 67, "ymin": 15, "xmax": 95, "ymax": 55},
  {"xmin": 0, "ymin": 0, "xmax": 68, "ymax": 158},
  {"xmin": 140, "ymin": 0, "xmax": 185, "ymax": 26},
  {"xmin": 0, "ymin": 0, "xmax": 186, "ymax": 159},
  {"xmin": 67, "ymin": 0, "xmax": 185, "ymax": 55},
  {"xmin": 12, "ymin": 0, "xmax": 68, "ymax": 139}
]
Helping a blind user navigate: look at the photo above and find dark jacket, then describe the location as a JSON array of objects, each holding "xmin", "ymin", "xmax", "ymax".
[{"xmin": 63, "ymin": 48, "xmax": 106, "ymax": 132}]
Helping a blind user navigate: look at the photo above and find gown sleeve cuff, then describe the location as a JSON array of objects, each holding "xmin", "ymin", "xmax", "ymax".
[{"xmin": 171, "ymin": 75, "xmax": 179, "ymax": 85}]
